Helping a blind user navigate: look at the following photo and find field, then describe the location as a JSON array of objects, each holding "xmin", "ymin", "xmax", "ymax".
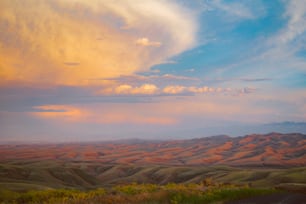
[{"xmin": 0, "ymin": 133, "xmax": 305, "ymax": 203}]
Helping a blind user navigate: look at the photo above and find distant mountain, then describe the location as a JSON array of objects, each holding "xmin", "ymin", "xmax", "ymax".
[
  {"xmin": 261, "ymin": 122, "xmax": 306, "ymax": 133},
  {"xmin": 1, "ymin": 133, "xmax": 305, "ymax": 167},
  {"xmin": 156, "ymin": 121, "xmax": 306, "ymax": 139}
]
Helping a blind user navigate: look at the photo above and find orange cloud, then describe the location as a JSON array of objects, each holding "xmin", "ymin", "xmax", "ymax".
[
  {"xmin": 32, "ymin": 105, "xmax": 85, "ymax": 122},
  {"xmin": 0, "ymin": 0, "xmax": 197, "ymax": 86},
  {"xmin": 32, "ymin": 104, "xmax": 176, "ymax": 125},
  {"xmin": 163, "ymin": 85, "xmax": 186, "ymax": 94},
  {"xmin": 98, "ymin": 84, "xmax": 159, "ymax": 95},
  {"xmin": 114, "ymin": 85, "xmax": 133, "ymax": 94},
  {"xmin": 131, "ymin": 84, "xmax": 159, "ymax": 95}
]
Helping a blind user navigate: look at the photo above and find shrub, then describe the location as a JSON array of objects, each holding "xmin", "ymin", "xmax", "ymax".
[
  {"xmin": 0, "ymin": 189, "xmax": 19, "ymax": 203},
  {"xmin": 113, "ymin": 183, "xmax": 158, "ymax": 195},
  {"xmin": 202, "ymin": 177, "xmax": 213, "ymax": 186}
]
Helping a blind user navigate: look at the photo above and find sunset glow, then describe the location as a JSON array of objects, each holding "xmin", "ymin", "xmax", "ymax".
[{"xmin": 1, "ymin": 0, "xmax": 305, "ymax": 142}]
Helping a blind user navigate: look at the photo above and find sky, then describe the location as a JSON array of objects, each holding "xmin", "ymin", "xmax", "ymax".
[{"xmin": 0, "ymin": 0, "xmax": 306, "ymax": 142}]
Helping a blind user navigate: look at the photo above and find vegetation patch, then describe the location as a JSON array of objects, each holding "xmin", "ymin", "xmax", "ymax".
[{"xmin": 0, "ymin": 182, "xmax": 279, "ymax": 204}]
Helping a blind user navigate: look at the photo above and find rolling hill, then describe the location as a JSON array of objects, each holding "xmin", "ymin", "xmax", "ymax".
[
  {"xmin": 1, "ymin": 133, "xmax": 305, "ymax": 167},
  {"xmin": 1, "ymin": 133, "xmax": 305, "ymax": 192}
]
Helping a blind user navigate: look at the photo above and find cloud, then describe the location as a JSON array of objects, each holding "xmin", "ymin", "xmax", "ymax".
[
  {"xmin": 32, "ymin": 104, "xmax": 176, "ymax": 125},
  {"xmin": 276, "ymin": 0, "xmax": 306, "ymax": 44},
  {"xmin": 0, "ymin": 0, "xmax": 197, "ymax": 86},
  {"xmin": 161, "ymin": 74, "xmax": 199, "ymax": 81},
  {"xmin": 162, "ymin": 85, "xmax": 233, "ymax": 95},
  {"xmin": 236, "ymin": 0, "xmax": 306, "ymax": 76},
  {"xmin": 136, "ymin": 37, "xmax": 161, "ymax": 47},
  {"xmin": 114, "ymin": 85, "xmax": 133, "ymax": 95},
  {"xmin": 211, "ymin": 0, "xmax": 257, "ymax": 19},
  {"xmin": 261, "ymin": 0, "xmax": 306, "ymax": 56},
  {"xmin": 97, "ymin": 74, "xmax": 200, "ymax": 87},
  {"xmin": 101, "ymin": 84, "xmax": 159, "ymax": 95},
  {"xmin": 187, "ymin": 86, "xmax": 216, "ymax": 93},
  {"xmin": 207, "ymin": 0, "xmax": 306, "ymax": 84},
  {"xmin": 97, "ymin": 83, "xmax": 255, "ymax": 96},
  {"xmin": 238, "ymin": 87, "xmax": 257, "ymax": 94},
  {"xmin": 32, "ymin": 105, "xmax": 84, "ymax": 122},
  {"xmin": 19, "ymin": 87, "xmax": 306, "ymax": 129},
  {"xmin": 132, "ymin": 84, "xmax": 159, "ymax": 95},
  {"xmin": 186, "ymin": 68, "xmax": 195, "ymax": 72},
  {"xmin": 163, "ymin": 85, "xmax": 186, "ymax": 94},
  {"xmin": 240, "ymin": 78, "xmax": 272, "ymax": 82}
]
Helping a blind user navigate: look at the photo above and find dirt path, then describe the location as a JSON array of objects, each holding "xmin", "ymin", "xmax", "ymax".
[{"xmin": 226, "ymin": 192, "xmax": 306, "ymax": 204}]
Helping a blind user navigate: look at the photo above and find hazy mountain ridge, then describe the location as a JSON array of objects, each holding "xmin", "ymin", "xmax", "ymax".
[{"xmin": 1, "ymin": 133, "xmax": 305, "ymax": 167}]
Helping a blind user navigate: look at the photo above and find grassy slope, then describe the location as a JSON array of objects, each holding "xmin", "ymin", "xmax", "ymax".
[{"xmin": 1, "ymin": 161, "xmax": 306, "ymax": 191}]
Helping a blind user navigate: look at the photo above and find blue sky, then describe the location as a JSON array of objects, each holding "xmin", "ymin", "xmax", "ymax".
[{"xmin": 0, "ymin": 0, "xmax": 305, "ymax": 142}]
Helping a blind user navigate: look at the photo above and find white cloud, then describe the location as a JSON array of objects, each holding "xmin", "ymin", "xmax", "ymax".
[
  {"xmin": 276, "ymin": 0, "xmax": 306, "ymax": 44},
  {"xmin": 75, "ymin": 0, "xmax": 198, "ymax": 65},
  {"xmin": 211, "ymin": 0, "xmax": 256, "ymax": 19},
  {"xmin": 253, "ymin": 0, "xmax": 306, "ymax": 72},
  {"xmin": 216, "ymin": 0, "xmax": 306, "ymax": 79}
]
